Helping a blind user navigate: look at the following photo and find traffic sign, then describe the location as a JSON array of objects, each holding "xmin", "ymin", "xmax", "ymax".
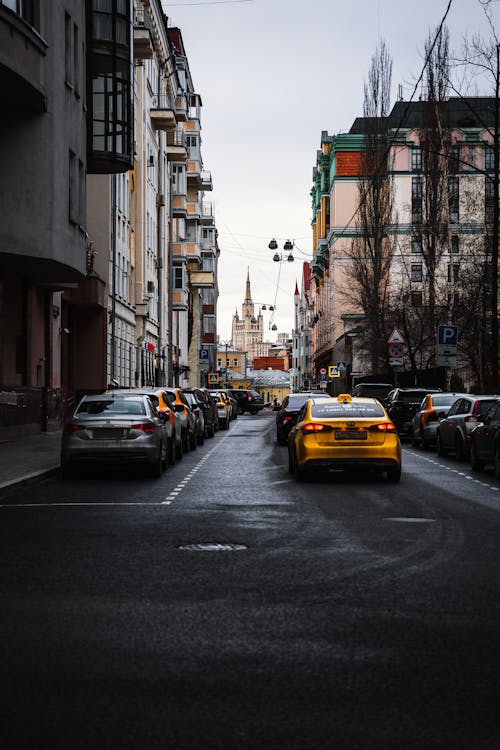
[
  {"xmin": 208, "ymin": 372, "xmax": 220, "ymax": 385},
  {"xmin": 320, "ymin": 367, "xmax": 327, "ymax": 375},
  {"xmin": 389, "ymin": 358, "xmax": 404, "ymax": 367},
  {"xmin": 438, "ymin": 324, "xmax": 458, "ymax": 347},
  {"xmin": 387, "ymin": 328, "xmax": 405, "ymax": 344},
  {"xmin": 328, "ymin": 366, "xmax": 341, "ymax": 378},
  {"xmin": 199, "ymin": 348, "xmax": 209, "ymax": 360},
  {"xmin": 388, "ymin": 342, "xmax": 404, "ymax": 358}
]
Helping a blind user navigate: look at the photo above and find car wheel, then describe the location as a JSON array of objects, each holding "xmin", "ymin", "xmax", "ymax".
[
  {"xmin": 182, "ymin": 430, "xmax": 189, "ymax": 452},
  {"xmin": 249, "ymin": 408, "xmax": 258, "ymax": 415},
  {"xmin": 455, "ymin": 434, "xmax": 466, "ymax": 461},
  {"xmin": 175, "ymin": 437, "xmax": 183, "ymax": 460},
  {"xmin": 494, "ymin": 445, "xmax": 500, "ymax": 479},
  {"xmin": 197, "ymin": 430, "xmax": 205, "ymax": 446},
  {"xmin": 386, "ymin": 465, "xmax": 401, "ymax": 482},
  {"xmin": 288, "ymin": 447, "xmax": 294, "ymax": 474},
  {"xmin": 150, "ymin": 448, "xmax": 163, "ymax": 477},
  {"xmin": 190, "ymin": 431, "xmax": 197, "ymax": 450},
  {"xmin": 411, "ymin": 434, "xmax": 420, "ymax": 448},
  {"xmin": 470, "ymin": 443, "xmax": 484, "ymax": 471},
  {"xmin": 161, "ymin": 442, "xmax": 168, "ymax": 470},
  {"xmin": 168, "ymin": 437, "xmax": 176, "ymax": 466},
  {"xmin": 294, "ymin": 451, "xmax": 306, "ymax": 482},
  {"xmin": 436, "ymin": 430, "xmax": 448, "ymax": 456}
]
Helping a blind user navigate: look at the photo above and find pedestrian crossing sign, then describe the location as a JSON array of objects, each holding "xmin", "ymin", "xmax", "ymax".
[{"xmin": 208, "ymin": 372, "xmax": 220, "ymax": 385}]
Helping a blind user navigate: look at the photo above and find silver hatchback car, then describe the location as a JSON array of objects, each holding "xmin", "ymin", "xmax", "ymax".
[
  {"xmin": 436, "ymin": 394, "xmax": 498, "ymax": 460},
  {"xmin": 61, "ymin": 394, "xmax": 168, "ymax": 476}
]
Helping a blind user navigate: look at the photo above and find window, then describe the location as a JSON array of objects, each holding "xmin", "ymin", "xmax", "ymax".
[
  {"xmin": 69, "ymin": 150, "xmax": 78, "ymax": 224},
  {"xmin": 411, "ymin": 147, "xmax": 422, "ymax": 172},
  {"xmin": 411, "ymin": 264, "xmax": 422, "ymax": 282},
  {"xmin": 467, "ymin": 145, "xmax": 475, "ymax": 168},
  {"xmin": 174, "ymin": 265, "xmax": 184, "ymax": 290},
  {"xmin": 449, "ymin": 145, "xmax": 460, "ymax": 174},
  {"xmin": 451, "ymin": 235, "xmax": 459, "ymax": 254},
  {"xmin": 411, "ymin": 291, "xmax": 422, "ymax": 306},
  {"xmin": 412, "ymin": 177, "xmax": 423, "ymax": 224},
  {"xmin": 74, "ymin": 23, "xmax": 80, "ymax": 96},
  {"xmin": 411, "ymin": 235, "xmax": 422, "ymax": 253},
  {"xmin": 2, "ymin": 0, "xmax": 38, "ymax": 28},
  {"xmin": 448, "ymin": 177, "xmax": 459, "ymax": 224},
  {"xmin": 485, "ymin": 145, "xmax": 495, "ymax": 172},
  {"xmin": 448, "ymin": 263, "xmax": 459, "ymax": 283},
  {"xmin": 65, "ymin": 12, "xmax": 72, "ymax": 86},
  {"xmin": 233, "ymin": 358, "xmax": 238, "ymax": 367},
  {"xmin": 485, "ymin": 179, "xmax": 495, "ymax": 224}
]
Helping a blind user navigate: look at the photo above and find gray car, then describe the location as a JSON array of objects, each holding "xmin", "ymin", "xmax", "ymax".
[
  {"xmin": 61, "ymin": 394, "xmax": 168, "ymax": 477},
  {"xmin": 436, "ymin": 394, "xmax": 498, "ymax": 460},
  {"xmin": 411, "ymin": 392, "xmax": 467, "ymax": 449}
]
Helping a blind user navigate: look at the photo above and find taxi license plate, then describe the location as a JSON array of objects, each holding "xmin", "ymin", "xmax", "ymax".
[{"xmin": 335, "ymin": 430, "xmax": 367, "ymax": 440}]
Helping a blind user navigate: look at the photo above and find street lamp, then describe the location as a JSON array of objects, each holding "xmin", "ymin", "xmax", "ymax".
[{"xmin": 269, "ymin": 238, "xmax": 295, "ymax": 263}]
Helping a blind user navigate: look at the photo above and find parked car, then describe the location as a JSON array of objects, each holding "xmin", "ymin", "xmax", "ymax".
[
  {"xmin": 351, "ymin": 382, "xmax": 393, "ymax": 405},
  {"xmin": 287, "ymin": 393, "xmax": 401, "ymax": 482},
  {"xmin": 61, "ymin": 393, "xmax": 168, "ymax": 477},
  {"xmin": 209, "ymin": 390, "xmax": 231, "ymax": 429},
  {"xmin": 469, "ymin": 400, "xmax": 500, "ymax": 474},
  {"xmin": 276, "ymin": 391, "xmax": 332, "ymax": 445},
  {"xmin": 385, "ymin": 387, "xmax": 441, "ymax": 438},
  {"xmin": 191, "ymin": 387, "xmax": 218, "ymax": 437},
  {"xmin": 165, "ymin": 387, "xmax": 197, "ymax": 451},
  {"xmin": 183, "ymin": 389, "xmax": 206, "ymax": 445},
  {"xmin": 224, "ymin": 392, "xmax": 238, "ymax": 420},
  {"xmin": 225, "ymin": 388, "xmax": 265, "ymax": 415},
  {"xmin": 108, "ymin": 387, "xmax": 182, "ymax": 462},
  {"xmin": 411, "ymin": 392, "xmax": 467, "ymax": 449},
  {"xmin": 436, "ymin": 394, "xmax": 498, "ymax": 459}
]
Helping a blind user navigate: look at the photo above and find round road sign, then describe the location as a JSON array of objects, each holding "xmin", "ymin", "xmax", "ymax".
[{"xmin": 320, "ymin": 367, "xmax": 327, "ymax": 375}]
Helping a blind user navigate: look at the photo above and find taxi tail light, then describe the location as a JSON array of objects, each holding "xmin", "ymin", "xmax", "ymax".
[
  {"xmin": 302, "ymin": 423, "xmax": 332, "ymax": 433},
  {"xmin": 135, "ymin": 423, "xmax": 156, "ymax": 434},
  {"xmin": 282, "ymin": 415, "xmax": 294, "ymax": 423},
  {"xmin": 368, "ymin": 423, "xmax": 397, "ymax": 432}
]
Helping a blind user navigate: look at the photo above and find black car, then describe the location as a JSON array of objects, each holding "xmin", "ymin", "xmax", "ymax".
[
  {"xmin": 469, "ymin": 400, "xmax": 500, "ymax": 473},
  {"xmin": 385, "ymin": 387, "xmax": 441, "ymax": 438},
  {"xmin": 183, "ymin": 387, "xmax": 217, "ymax": 439},
  {"xmin": 351, "ymin": 382, "xmax": 393, "ymax": 405},
  {"xmin": 225, "ymin": 388, "xmax": 265, "ymax": 415},
  {"xmin": 276, "ymin": 392, "xmax": 332, "ymax": 445}
]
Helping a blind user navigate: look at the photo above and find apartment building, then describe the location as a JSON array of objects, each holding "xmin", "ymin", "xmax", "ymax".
[
  {"xmin": 290, "ymin": 264, "xmax": 313, "ymax": 392},
  {"xmin": 0, "ymin": 0, "xmax": 219, "ymax": 434},
  {"xmin": 310, "ymin": 97, "xmax": 497, "ymax": 387}
]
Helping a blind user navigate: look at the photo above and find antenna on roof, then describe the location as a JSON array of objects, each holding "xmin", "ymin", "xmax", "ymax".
[{"xmin": 398, "ymin": 83, "xmax": 403, "ymax": 101}]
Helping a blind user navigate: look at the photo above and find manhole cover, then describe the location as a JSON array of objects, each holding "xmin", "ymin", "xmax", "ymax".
[{"xmin": 178, "ymin": 543, "xmax": 247, "ymax": 552}]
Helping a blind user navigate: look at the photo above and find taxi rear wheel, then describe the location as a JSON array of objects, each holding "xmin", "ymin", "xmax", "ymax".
[
  {"xmin": 293, "ymin": 451, "xmax": 306, "ymax": 481},
  {"xmin": 386, "ymin": 466, "xmax": 401, "ymax": 482}
]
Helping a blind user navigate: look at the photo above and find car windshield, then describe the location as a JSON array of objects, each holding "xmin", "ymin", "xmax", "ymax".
[
  {"xmin": 76, "ymin": 399, "xmax": 146, "ymax": 415},
  {"xmin": 286, "ymin": 395, "xmax": 313, "ymax": 409},
  {"xmin": 311, "ymin": 402, "xmax": 385, "ymax": 418}
]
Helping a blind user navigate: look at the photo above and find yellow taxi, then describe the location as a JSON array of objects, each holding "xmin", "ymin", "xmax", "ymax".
[{"xmin": 288, "ymin": 394, "xmax": 401, "ymax": 482}]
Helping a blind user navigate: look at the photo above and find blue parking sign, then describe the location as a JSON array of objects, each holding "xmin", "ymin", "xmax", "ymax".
[
  {"xmin": 438, "ymin": 325, "xmax": 458, "ymax": 347},
  {"xmin": 199, "ymin": 349, "xmax": 209, "ymax": 360}
]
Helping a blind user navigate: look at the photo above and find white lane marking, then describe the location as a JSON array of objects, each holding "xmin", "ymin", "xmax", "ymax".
[
  {"xmin": 161, "ymin": 434, "xmax": 232, "ymax": 505},
  {"xmin": 1, "ymin": 502, "xmax": 165, "ymax": 508},
  {"xmin": 271, "ymin": 479, "xmax": 292, "ymax": 485},
  {"xmin": 406, "ymin": 449, "xmax": 500, "ymax": 492}
]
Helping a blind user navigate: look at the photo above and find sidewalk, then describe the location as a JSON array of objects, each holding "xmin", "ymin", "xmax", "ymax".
[{"xmin": 0, "ymin": 430, "xmax": 62, "ymax": 491}]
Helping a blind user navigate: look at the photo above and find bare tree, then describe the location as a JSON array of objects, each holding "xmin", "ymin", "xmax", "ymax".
[{"xmin": 343, "ymin": 41, "xmax": 395, "ymax": 374}]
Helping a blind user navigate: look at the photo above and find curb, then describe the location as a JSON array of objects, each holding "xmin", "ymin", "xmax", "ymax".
[{"xmin": 0, "ymin": 465, "xmax": 60, "ymax": 494}]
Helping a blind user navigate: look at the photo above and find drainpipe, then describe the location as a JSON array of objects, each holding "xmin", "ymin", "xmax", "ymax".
[
  {"xmin": 110, "ymin": 174, "xmax": 117, "ymax": 383},
  {"xmin": 156, "ymin": 131, "xmax": 164, "ymax": 386},
  {"xmin": 167, "ymin": 162, "xmax": 174, "ymax": 386}
]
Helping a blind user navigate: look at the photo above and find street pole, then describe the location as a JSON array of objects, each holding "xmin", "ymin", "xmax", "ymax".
[{"xmin": 491, "ymin": 43, "xmax": 500, "ymax": 391}]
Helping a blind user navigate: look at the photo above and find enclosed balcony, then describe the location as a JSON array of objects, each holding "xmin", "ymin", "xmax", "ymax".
[
  {"xmin": 133, "ymin": 7, "xmax": 154, "ymax": 60},
  {"xmin": 172, "ymin": 194, "xmax": 187, "ymax": 218},
  {"xmin": 185, "ymin": 243, "xmax": 202, "ymax": 263},
  {"xmin": 0, "ymin": 4, "xmax": 47, "ymax": 112},
  {"xmin": 172, "ymin": 289, "xmax": 189, "ymax": 311},
  {"xmin": 201, "ymin": 201, "xmax": 214, "ymax": 225},
  {"xmin": 172, "ymin": 241, "xmax": 187, "ymax": 259},
  {"xmin": 190, "ymin": 271, "xmax": 215, "ymax": 288},
  {"xmin": 166, "ymin": 127, "xmax": 187, "ymax": 161},
  {"xmin": 186, "ymin": 201, "xmax": 201, "ymax": 220},
  {"xmin": 174, "ymin": 93, "xmax": 188, "ymax": 121},
  {"xmin": 150, "ymin": 94, "xmax": 176, "ymax": 131}
]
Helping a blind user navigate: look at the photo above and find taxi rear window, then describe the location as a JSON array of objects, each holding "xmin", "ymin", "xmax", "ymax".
[{"xmin": 311, "ymin": 403, "xmax": 385, "ymax": 418}]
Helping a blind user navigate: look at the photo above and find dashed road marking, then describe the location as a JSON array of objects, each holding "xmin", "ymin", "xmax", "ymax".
[{"xmin": 406, "ymin": 449, "xmax": 500, "ymax": 491}]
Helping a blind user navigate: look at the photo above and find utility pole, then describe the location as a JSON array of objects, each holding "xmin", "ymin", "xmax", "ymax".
[{"xmin": 490, "ymin": 43, "xmax": 500, "ymax": 391}]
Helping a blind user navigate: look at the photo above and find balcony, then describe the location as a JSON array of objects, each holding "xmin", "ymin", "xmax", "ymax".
[
  {"xmin": 201, "ymin": 170, "xmax": 213, "ymax": 191},
  {"xmin": 133, "ymin": 8, "xmax": 154, "ymax": 60},
  {"xmin": 202, "ymin": 332, "xmax": 216, "ymax": 345},
  {"xmin": 150, "ymin": 94, "xmax": 176, "ymax": 131},
  {"xmin": 166, "ymin": 128, "xmax": 187, "ymax": 161},
  {"xmin": 172, "ymin": 241, "xmax": 187, "ymax": 259},
  {"xmin": 185, "ymin": 243, "xmax": 202, "ymax": 263},
  {"xmin": 175, "ymin": 94, "xmax": 188, "ymax": 121},
  {"xmin": 172, "ymin": 194, "xmax": 187, "ymax": 218},
  {"xmin": 203, "ymin": 304, "xmax": 216, "ymax": 316},
  {"xmin": 201, "ymin": 202, "xmax": 214, "ymax": 224},
  {"xmin": 186, "ymin": 201, "xmax": 201, "ymax": 220},
  {"xmin": 0, "ymin": 5, "xmax": 48, "ymax": 112},
  {"xmin": 172, "ymin": 289, "xmax": 189, "ymax": 311},
  {"xmin": 190, "ymin": 271, "xmax": 215, "ymax": 289}
]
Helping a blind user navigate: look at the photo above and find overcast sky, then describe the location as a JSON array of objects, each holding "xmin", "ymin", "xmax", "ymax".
[{"xmin": 162, "ymin": 0, "xmax": 499, "ymax": 343}]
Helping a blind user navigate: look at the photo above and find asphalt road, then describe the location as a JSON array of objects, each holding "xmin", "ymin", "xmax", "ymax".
[{"xmin": 1, "ymin": 412, "xmax": 500, "ymax": 749}]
